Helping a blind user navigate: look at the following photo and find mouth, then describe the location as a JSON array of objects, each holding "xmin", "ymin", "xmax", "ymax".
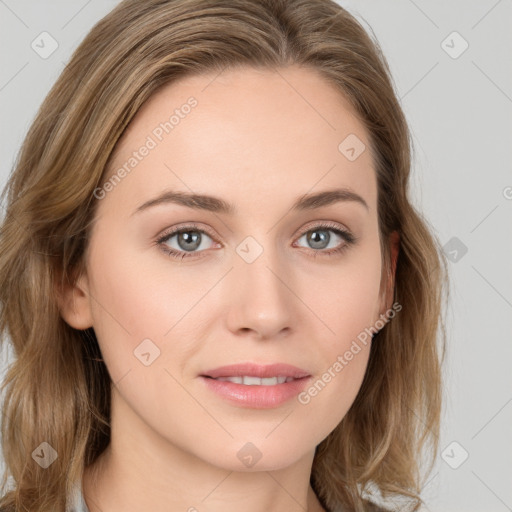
[
  {"xmin": 199, "ymin": 363, "xmax": 312, "ymax": 409},
  {"xmin": 200, "ymin": 362, "xmax": 311, "ymax": 380},
  {"xmin": 203, "ymin": 375, "xmax": 298, "ymax": 385}
]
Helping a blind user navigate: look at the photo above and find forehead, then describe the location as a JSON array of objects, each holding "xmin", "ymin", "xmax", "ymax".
[{"xmin": 102, "ymin": 65, "xmax": 377, "ymax": 215}]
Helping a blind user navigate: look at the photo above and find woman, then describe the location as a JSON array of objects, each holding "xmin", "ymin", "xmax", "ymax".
[{"xmin": 0, "ymin": 1, "xmax": 448, "ymax": 511}]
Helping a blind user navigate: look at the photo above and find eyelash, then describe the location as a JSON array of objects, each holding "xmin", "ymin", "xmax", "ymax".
[{"xmin": 156, "ymin": 221, "xmax": 357, "ymax": 261}]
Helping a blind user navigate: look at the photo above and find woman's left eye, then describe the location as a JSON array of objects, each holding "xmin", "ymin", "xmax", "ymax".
[
  {"xmin": 156, "ymin": 222, "xmax": 356, "ymax": 261},
  {"xmin": 293, "ymin": 224, "xmax": 356, "ymax": 256}
]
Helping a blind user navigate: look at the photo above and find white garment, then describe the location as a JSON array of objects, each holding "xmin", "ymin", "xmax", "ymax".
[{"xmin": 66, "ymin": 479, "xmax": 90, "ymax": 512}]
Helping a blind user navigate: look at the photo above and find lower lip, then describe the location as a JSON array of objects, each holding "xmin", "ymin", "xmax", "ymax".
[{"xmin": 200, "ymin": 376, "xmax": 311, "ymax": 409}]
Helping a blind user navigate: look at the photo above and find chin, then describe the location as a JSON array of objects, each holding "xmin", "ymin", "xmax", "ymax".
[{"xmin": 200, "ymin": 440, "xmax": 310, "ymax": 473}]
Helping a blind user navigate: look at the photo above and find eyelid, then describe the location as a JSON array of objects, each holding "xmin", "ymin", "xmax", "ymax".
[
  {"xmin": 292, "ymin": 219, "xmax": 351, "ymax": 239},
  {"xmin": 156, "ymin": 222, "xmax": 219, "ymax": 244}
]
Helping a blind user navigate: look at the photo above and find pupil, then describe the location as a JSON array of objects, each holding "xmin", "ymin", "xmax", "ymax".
[
  {"xmin": 308, "ymin": 230, "xmax": 329, "ymax": 249},
  {"xmin": 178, "ymin": 231, "xmax": 201, "ymax": 251}
]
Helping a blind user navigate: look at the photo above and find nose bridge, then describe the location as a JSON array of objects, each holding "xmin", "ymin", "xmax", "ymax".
[{"xmin": 226, "ymin": 233, "xmax": 294, "ymax": 336}]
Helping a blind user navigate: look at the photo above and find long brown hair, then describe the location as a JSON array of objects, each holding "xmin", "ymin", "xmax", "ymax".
[{"xmin": 0, "ymin": 1, "xmax": 448, "ymax": 510}]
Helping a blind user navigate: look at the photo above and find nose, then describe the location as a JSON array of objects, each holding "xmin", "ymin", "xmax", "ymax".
[{"xmin": 224, "ymin": 242, "xmax": 295, "ymax": 340}]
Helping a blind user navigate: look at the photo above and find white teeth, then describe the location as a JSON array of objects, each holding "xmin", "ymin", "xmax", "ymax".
[
  {"xmin": 214, "ymin": 375, "xmax": 294, "ymax": 385},
  {"xmin": 244, "ymin": 376, "xmax": 263, "ymax": 385}
]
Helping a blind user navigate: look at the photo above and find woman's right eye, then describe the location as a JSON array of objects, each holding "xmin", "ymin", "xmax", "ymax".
[{"xmin": 157, "ymin": 226, "xmax": 217, "ymax": 260}]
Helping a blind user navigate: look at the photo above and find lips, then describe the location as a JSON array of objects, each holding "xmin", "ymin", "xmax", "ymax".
[{"xmin": 199, "ymin": 363, "xmax": 312, "ymax": 408}]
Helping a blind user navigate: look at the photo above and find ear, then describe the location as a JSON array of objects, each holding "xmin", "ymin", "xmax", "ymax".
[
  {"xmin": 55, "ymin": 270, "xmax": 94, "ymax": 330},
  {"xmin": 380, "ymin": 230, "xmax": 400, "ymax": 314}
]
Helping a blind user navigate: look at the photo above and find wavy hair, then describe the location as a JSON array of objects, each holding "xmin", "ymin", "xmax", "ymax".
[{"xmin": 0, "ymin": 0, "xmax": 448, "ymax": 510}]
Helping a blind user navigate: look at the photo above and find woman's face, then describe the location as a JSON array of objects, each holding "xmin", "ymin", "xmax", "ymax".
[{"xmin": 69, "ymin": 65, "xmax": 392, "ymax": 471}]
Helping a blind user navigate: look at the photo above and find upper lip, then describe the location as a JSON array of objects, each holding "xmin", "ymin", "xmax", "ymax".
[{"xmin": 201, "ymin": 363, "xmax": 311, "ymax": 379}]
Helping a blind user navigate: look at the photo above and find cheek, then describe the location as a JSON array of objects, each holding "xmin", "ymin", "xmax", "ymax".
[
  {"xmin": 293, "ymin": 241, "xmax": 382, "ymax": 426},
  {"xmin": 303, "ymin": 238, "xmax": 383, "ymax": 350},
  {"xmin": 84, "ymin": 231, "xmax": 229, "ymax": 383}
]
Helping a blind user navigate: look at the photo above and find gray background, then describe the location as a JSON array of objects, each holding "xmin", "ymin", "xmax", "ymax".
[{"xmin": 1, "ymin": 1, "xmax": 511, "ymax": 510}]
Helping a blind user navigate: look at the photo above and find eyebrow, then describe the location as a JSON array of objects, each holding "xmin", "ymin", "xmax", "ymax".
[{"xmin": 132, "ymin": 187, "xmax": 369, "ymax": 216}]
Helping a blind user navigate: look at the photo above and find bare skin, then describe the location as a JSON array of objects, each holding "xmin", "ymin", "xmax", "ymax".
[{"xmin": 59, "ymin": 65, "xmax": 398, "ymax": 512}]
